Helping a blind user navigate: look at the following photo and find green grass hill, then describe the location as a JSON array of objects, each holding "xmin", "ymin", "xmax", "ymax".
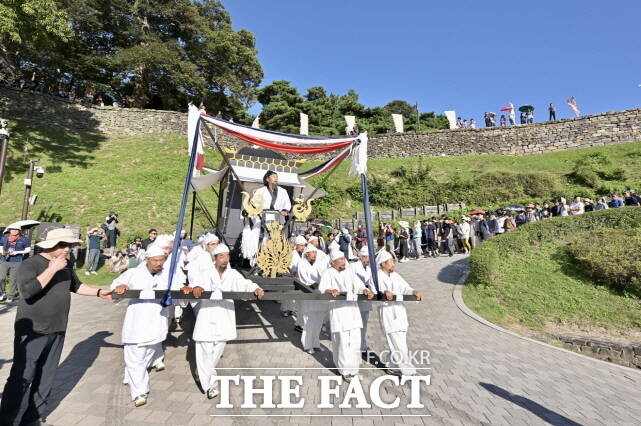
[
  {"xmin": 464, "ymin": 207, "xmax": 641, "ymax": 341},
  {"xmin": 1, "ymin": 121, "xmax": 641, "ymax": 243}
]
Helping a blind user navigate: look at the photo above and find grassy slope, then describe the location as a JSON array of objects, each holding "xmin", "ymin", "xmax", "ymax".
[
  {"xmin": 1, "ymin": 122, "xmax": 641, "ymax": 234},
  {"xmin": 462, "ymin": 209, "xmax": 641, "ymax": 337},
  {"xmin": 0, "ymin": 123, "xmax": 220, "ymax": 242},
  {"xmin": 315, "ymin": 141, "xmax": 641, "ymax": 217},
  {"xmin": 462, "ymin": 243, "xmax": 641, "ymax": 332}
]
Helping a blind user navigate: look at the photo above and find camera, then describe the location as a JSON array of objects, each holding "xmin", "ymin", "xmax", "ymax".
[{"xmin": 35, "ymin": 166, "xmax": 45, "ymax": 178}]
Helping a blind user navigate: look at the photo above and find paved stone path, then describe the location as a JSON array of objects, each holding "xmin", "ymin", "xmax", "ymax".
[{"xmin": 1, "ymin": 255, "xmax": 640, "ymax": 425}]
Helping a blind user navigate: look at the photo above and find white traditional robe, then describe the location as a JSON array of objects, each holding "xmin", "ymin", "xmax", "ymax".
[
  {"xmin": 110, "ymin": 264, "xmax": 170, "ymax": 400},
  {"xmin": 298, "ymin": 257, "xmax": 328, "ymax": 350},
  {"xmin": 186, "ymin": 245, "xmax": 213, "ymax": 313},
  {"xmin": 283, "ymin": 250, "xmax": 302, "ymax": 315},
  {"xmin": 350, "ymin": 261, "xmax": 372, "ymax": 351},
  {"xmin": 318, "ymin": 267, "xmax": 367, "ymax": 376},
  {"xmin": 162, "ymin": 250, "xmax": 188, "ymax": 320},
  {"xmin": 191, "ymin": 266, "xmax": 260, "ymax": 390},
  {"xmin": 253, "ymin": 185, "xmax": 292, "ymax": 212},
  {"xmin": 377, "ymin": 270, "xmax": 417, "ymax": 375}
]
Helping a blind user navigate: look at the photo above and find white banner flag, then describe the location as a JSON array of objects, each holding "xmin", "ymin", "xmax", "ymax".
[
  {"xmin": 300, "ymin": 112, "xmax": 309, "ymax": 135},
  {"xmin": 444, "ymin": 110, "xmax": 457, "ymax": 129},
  {"xmin": 566, "ymin": 97, "xmax": 581, "ymax": 117},
  {"xmin": 392, "ymin": 114, "xmax": 404, "ymax": 133},
  {"xmin": 344, "ymin": 115, "xmax": 356, "ymax": 134},
  {"xmin": 251, "ymin": 116, "xmax": 260, "ymax": 128}
]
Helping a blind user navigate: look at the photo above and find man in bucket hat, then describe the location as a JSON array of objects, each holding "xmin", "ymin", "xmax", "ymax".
[{"xmin": 0, "ymin": 228, "xmax": 113, "ymax": 426}]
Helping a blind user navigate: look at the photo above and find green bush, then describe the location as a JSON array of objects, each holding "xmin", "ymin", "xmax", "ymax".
[
  {"xmin": 569, "ymin": 166, "xmax": 601, "ymax": 188},
  {"xmin": 568, "ymin": 229, "xmax": 641, "ymax": 297},
  {"xmin": 468, "ymin": 207, "xmax": 641, "ymax": 286}
]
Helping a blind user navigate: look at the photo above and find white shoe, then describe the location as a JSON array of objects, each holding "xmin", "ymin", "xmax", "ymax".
[
  {"xmin": 207, "ymin": 387, "xmax": 220, "ymax": 399},
  {"xmin": 134, "ymin": 394, "xmax": 147, "ymax": 407},
  {"xmin": 306, "ymin": 349, "xmax": 315, "ymax": 354},
  {"xmin": 153, "ymin": 361, "xmax": 166, "ymax": 372},
  {"xmin": 84, "ymin": 271, "xmax": 91, "ymax": 276},
  {"xmin": 91, "ymin": 271, "xmax": 98, "ymax": 275}
]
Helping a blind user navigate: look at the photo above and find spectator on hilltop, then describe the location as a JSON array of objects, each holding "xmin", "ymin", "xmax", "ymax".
[
  {"xmin": 624, "ymin": 191, "xmax": 641, "ymax": 206},
  {"xmin": 584, "ymin": 198, "xmax": 595, "ymax": 212},
  {"xmin": 499, "ymin": 115, "xmax": 506, "ymax": 127},
  {"xmin": 520, "ymin": 111, "xmax": 527, "ymax": 124},
  {"xmin": 527, "ymin": 110, "xmax": 534, "ymax": 124},
  {"xmin": 142, "ymin": 229, "xmax": 157, "ymax": 250},
  {"xmin": 569, "ymin": 197, "xmax": 585, "ymax": 215},
  {"xmin": 595, "ymin": 198, "xmax": 609, "ymax": 210},
  {"xmin": 609, "ymin": 194, "xmax": 624, "ymax": 208},
  {"xmin": 549, "ymin": 103, "xmax": 557, "ymax": 121},
  {"xmin": 470, "ymin": 118, "xmax": 477, "ymax": 128},
  {"xmin": 85, "ymin": 227, "xmax": 105, "ymax": 276}
]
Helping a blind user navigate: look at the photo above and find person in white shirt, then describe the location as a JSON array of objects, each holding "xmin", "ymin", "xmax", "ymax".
[
  {"xmin": 376, "ymin": 250, "xmax": 423, "ymax": 376},
  {"xmin": 185, "ymin": 233, "xmax": 220, "ymax": 316},
  {"xmin": 252, "ymin": 171, "xmax": 292, "ymax": 223},
  {"xmin": 297, "ymin": 244, "xmax": 329, "ymax": 353},
  {"xmin": 455, "ymin": 218, "xmax": 471, "ymax": 254},
  {"xmin": 350, "ymin": 246, "xmax": 373, "ymax": 351},
  {"xmin": 184, "ymin": 244, "xmax": 264, "ymax": 399},
  {"xmin": 308, "ymin": 236, "xmax": 330, "ymax": 270},
  {"xmin": 111, "ymin": 245, "xmax": 175, "ymax": 407},
  {"xmin": 569, "ymin": 197, "xmax": 585, "ymax": 215},
  {"xmin": 152, "ymin": 235, "xmax": 188, "ymax": 328},
  {"xmin": 319, "ymin": 250, "xmax": 374, "ymax": 382}
]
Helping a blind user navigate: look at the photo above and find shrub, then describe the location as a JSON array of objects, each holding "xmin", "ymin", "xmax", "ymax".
[
  {"xmin": 569, "ymin": 166, "xmax": 601, "ymax": 188},
  {"xmin": 468, "ymin": 207, "xmax": 641, "ymax": 286},
  {"xmin": 568, "ymin": 229, "xmax": 641, "ymax": 297}
]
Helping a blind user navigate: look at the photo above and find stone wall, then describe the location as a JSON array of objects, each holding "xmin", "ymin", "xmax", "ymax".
[{"xmin": 1, "ymin": 85, "xmax": 640, "ymax": 159}]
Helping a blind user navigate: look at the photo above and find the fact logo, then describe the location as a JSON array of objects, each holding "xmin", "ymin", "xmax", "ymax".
[{"xmin": 210, "ymin": 375, "xmax": 431, "ymax": 409}]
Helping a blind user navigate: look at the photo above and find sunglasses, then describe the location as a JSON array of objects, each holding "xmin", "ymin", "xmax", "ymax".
[{"xmin": 56, "ymin": 242, "xmax": 77, "ymax": 248}]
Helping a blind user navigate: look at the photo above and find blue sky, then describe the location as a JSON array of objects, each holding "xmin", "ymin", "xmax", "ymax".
[{"xmin": 225, "ymin": 1, "xmax": 640, "ymax": 121}]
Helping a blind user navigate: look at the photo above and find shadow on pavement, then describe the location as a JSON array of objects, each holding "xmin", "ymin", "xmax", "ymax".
[
  {"xmin": 480, "ymin": 382, "xmax": 583, "ymax": 426},
  {"xmin": 436, "ymin": 257, "xmax": 469, "ymax": 284},
  {"xmin": 44, "ymin": 331, "xmax": 120, "ymax": 417}
]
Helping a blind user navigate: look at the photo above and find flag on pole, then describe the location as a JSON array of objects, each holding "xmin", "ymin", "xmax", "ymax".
[
  {"xmin": 300, "ymin": 112, "xmax": 309, "ymax": 136},
  {"xmin": 566, "ymin": 96, "xmax": 581, "ymax": 117},
  {"xmin": 251, "ymin": 116, "xmax": 260, "ymax": 129},
  {"xmin": 444, "ymin": 111, "xmax": 457, "ymax": 129},
  {"xmin": 187, "ymin": 104, "xmax": 205, "ymax": 172},
  {"xmin": 344, "ymin": 115, "xmax": 356, "ymax": 135},
  {"xmin": 392, "ymin": 114, "xmax": 404, "ymax": 133}
]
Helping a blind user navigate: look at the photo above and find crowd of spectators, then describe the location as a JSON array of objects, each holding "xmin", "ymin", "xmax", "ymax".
[
  {"xmin": 335, "ymin": 190, "xmax": 641, "ymax": 262},
  {"xmin": 0, "ymin": 76, "xmax": 119, "ymax": 107}
]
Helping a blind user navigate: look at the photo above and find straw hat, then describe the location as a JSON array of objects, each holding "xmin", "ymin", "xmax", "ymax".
[{"xmin": 36, "ymin": 228, "xmax": 82, "ymax": 249}]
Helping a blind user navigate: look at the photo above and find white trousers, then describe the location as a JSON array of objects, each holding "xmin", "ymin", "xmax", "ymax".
[
  {"xmin": 385, "ymin": 331, "xmax": 416, "ymax": 375},
  {"xmin": 195, "ymin": 340, "xmax": 226, "ymax": 391},
  {"xmin": 301, "ymin": 311, "xmax": 325, "ymax": 350},
  {"xmin": 359, "ymin": 310, "xmax": 370, "ymax": 351},
  {"xmin": 331, "ymin": 329, "xmax": 361, "ymax": 376},
  {"xmin": 124, "ymin": 342, "xmax": 163, "ymax": 400}
]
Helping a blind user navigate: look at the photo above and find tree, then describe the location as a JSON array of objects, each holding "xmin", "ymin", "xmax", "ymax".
[
  {"xmin": 2, "ymin": 0, "xmax": 263, "ymax": 116},
  {"xmin": 257, "ymin": 80, "xmax": 303, "ymax": 133},
  {"xmin": 0, "ymin": 0, "xmax": 72, "ymax": 78}
]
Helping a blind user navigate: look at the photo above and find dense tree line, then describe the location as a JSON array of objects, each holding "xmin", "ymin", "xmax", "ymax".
[
  {"xmin": 257, "ymin": 80, "xmax": 448, "ymax": 135},
  {"xmin": 0, "ymin": 1, "xmax": 447, "ymax": 135}
]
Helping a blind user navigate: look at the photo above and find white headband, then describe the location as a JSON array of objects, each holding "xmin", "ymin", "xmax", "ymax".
[{"xmin": 212, "ymin": 244, "xmax": 230, "ymax": 256}]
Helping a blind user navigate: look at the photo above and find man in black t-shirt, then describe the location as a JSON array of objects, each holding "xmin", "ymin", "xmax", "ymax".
[
  {"xmin": 142, "ymin": 228, "xmax": 158, "ymax": 250},
  {"xmin": 0, "ymin": 228, "xmax": 113, "ymax": 426}
]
